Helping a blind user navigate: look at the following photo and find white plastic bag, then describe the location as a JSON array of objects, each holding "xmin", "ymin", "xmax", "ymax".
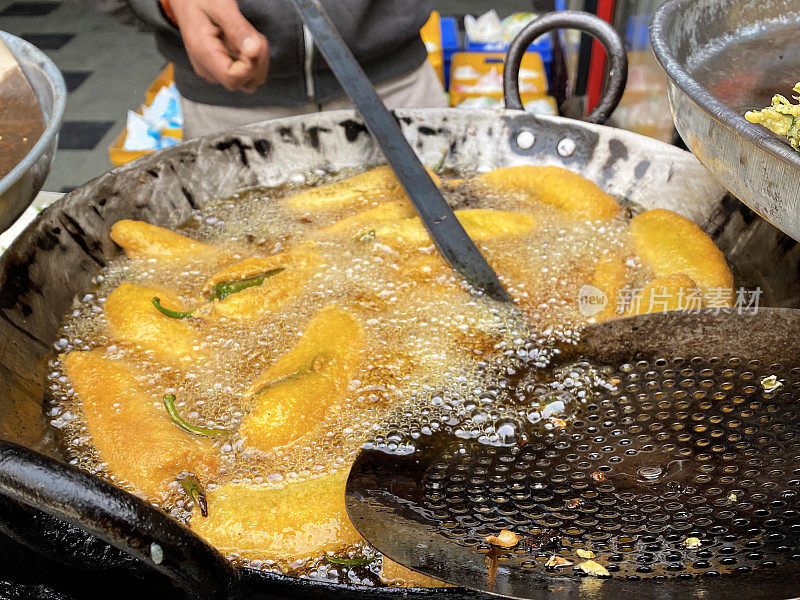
[{"xmin": 122, "ymin": 110, "xmax": 158, "ymax": 151}]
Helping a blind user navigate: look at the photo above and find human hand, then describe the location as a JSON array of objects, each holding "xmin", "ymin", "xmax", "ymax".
[{"xmin": 168, "ymin": 0, "xmax": 269, "ymax": 92}]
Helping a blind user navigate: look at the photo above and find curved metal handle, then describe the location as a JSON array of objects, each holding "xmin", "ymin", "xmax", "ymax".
[
  {"xmin": 0, "ymin": 439, "xmax": 240, "ymax": 599},
  {"xmin": 504, "ymin": 10, "xmax": 628, "ymax": 125}
]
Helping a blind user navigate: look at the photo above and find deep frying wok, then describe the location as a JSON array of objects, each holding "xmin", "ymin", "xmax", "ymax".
[{"xmin": 0, "ymin": 19, "xmax": 799, "ymax": 600}]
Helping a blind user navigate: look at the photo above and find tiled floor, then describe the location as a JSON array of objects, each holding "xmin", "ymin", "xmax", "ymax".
[
  {"xmin": 61, "ymin": 69, "xmax": 90, "ymax": 92},
  {"xmin": 0, "ymin": 0, "xmax": 164, "ymax": 192},
  {"xmin": 0, "ymin": 0, "xmax": 57, "ymax": 16},
  {"xmin": 0, "ymin": 0, "xmax": 532, "ymax": 192}
]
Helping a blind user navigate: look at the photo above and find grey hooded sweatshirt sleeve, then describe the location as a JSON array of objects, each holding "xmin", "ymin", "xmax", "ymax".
[{"xmin": 120, "ymin": 0, "xmax": 433, "ymax": 108}]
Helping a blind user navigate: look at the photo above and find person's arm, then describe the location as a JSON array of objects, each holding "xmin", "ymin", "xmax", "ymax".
[
  {"xmin": 82, "ymin": 0, "xmax": 268, "ymax": 92},
  {"xmin": 129, "ymin": 0, "xmax": 270, "ymax": 93}
]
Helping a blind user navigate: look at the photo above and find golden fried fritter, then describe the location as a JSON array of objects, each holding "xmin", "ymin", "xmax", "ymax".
[
  {"xmin": 319, "ymin": 198, "xmax": 417, "ymax": 236},
  {"xmin": 110, "ymin": 220, "xmax": 211, "ymax": 260},
  {"xmin": 630, "ymin": 273, "xmax": 698, "ymax": 315},
  {"xmin": 590, "ymin": 254, "xmax": 628, "ymax": 321},
  {"xmin": 64, "ymin": 350, "xmax": 218, "ymax": 500},
  {"xmin": 189, "ymin": 470, "xmax": 363, "ymax": 561},
  {"xmin": 239, "ymin": 306, "xmax": 364, "ymax": 451},
  {"xmin": 105, "ymin": 282, "xmax": 203, "ymax": 364},
  {"xmin": 287, "ymin": 166, "xmax": 441, "ymax": 211},
  {"xmin": 206, "ymin": 245, "xmax": 320, "ymax": 321},
  {"xmin": 478, "ymin": 165, "xmax": 621, "ymax": 221},
  {"xmin": 629, "ymin": 209, "xmax": 733, "ymax": 307},
  {"xmin": 366, "ymin": 208, "xmax": 536, "ymax": 246},
  {"xmin": 589, "ymin": 257, "xmax": 699, "ymax": 318},
  {"xmin": 381, "ymin": 558, "xmax": 453, "ymax": 588}
]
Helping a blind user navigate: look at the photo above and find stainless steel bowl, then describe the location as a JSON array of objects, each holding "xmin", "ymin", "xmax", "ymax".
[
  {"xmin": 651, "ymin": 0, "xmax": 800, "ymax": 242},
  {"xmin": 0, "ymin": 31, "xmax": 66, "ymax": 233}
]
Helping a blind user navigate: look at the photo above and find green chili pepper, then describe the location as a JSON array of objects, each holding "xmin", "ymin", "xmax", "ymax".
[
  {"xmin": 208, "ymin": 267, "xmax": 286, "ymax": 302},
  {"xmin": 163, "ymin": 394, "xmax": 233, "ymax": 438},
  {"xmin": 432, "ymin": 151, "xmax": 447, "ymax": 174},
  {"xmin": 250, "ymin": 352, "xmax": 332, "ymax": 398},
  {"xmin": 324, "ymin": 555, "xmax": 376, "ymax": 567},
  {"xmin": 356, "ymin": 230, "xmax": 376, "ymax": 243},
  {"xmin": 790, "ymin": 116, "xmax": 800, "ymax": 151},
  {"xmin": 180, "ymin": 473, "xmax": 208, "ymax": 517},
  {"xmin": 152, "ymin": 297, "xmax": 195, "ymax": 319}
]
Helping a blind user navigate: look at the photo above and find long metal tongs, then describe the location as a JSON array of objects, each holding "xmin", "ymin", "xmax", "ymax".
[{"xmin": 288, "ymin": 0, "xmax": 511, "ymax": 303}]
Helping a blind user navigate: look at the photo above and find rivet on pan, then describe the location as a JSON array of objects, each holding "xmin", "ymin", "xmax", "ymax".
[
  {"xmin": 637, "ymin": 466, "xmax": 664, "ymax": 480},
  {"xmin": 515, "ymin": 130, "xmax": 536, "ymax": 150},
  {"xmin": 557, "ymin": 138, "xmax": 576, "ymax": 157},
  {"xmin": 150, "ymin": 542, "xmax": 164, "ymax": 565}
]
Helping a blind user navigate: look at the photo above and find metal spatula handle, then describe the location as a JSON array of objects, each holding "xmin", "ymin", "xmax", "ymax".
[{"xmin": 289, "ymin": 0, "xmax": 511, "ymax": 303}]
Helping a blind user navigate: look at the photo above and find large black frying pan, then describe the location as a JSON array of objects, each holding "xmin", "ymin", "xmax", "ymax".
[{"xmin": 0, "ymin": 12, "xmax": 797, "ymax": 600}]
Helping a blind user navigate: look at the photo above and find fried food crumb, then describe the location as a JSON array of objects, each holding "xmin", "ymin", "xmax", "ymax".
[
  {"xmin": 682, "ymin": 537, "xmax": 701, "ymax": 549},
  {"xmin": 760, "ymin": 375, "xmax": 782, "ymax": 392},
  {"xmin": 485, "ymin": 530, "xmax": 520, "ymax": 548},
  {"xmin": 576, "ymin": 549, "xmax": 595, "ymax": 559},
  {"xmin": 544, "ymin": 555, "xmax": 573, "ymax": 568},
  {"xmin": 578, "ymin": 560, "xmax": 610, "ymax": 577},
  {"xmin": 745, "ymin": 83, "xmax": 800, "ymax": 151},
  {"xmin": 527, "ymin": 529, "xmax": 561, "ymax": 549}
]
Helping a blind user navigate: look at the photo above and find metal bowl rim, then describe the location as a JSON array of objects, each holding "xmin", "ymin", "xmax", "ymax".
[
  {"xmin": 650, "ymin": 0, "xmax": 800, "ymax": 169},
  {"xmin": 0, "ymin": 30, "xmax": 66, "ymax": 196}
]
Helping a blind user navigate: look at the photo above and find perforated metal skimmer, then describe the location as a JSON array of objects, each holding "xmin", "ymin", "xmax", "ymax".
[{"xmin": 347, "ymin": 308, "xmax": 800, "ymax": 600}]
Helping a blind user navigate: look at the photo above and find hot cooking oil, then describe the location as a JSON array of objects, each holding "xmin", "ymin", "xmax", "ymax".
[{"xmin": 46, "ymin": 166, "xmax": 660, "ymax": 583}]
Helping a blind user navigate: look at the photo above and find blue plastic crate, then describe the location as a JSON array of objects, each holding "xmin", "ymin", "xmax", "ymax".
[
  {"xmin": 440, "ymin": 16, "xmax": 460, "ymax": 89},
  {"xmin": 625, "ymin": 14, "xmax": 652, "ymax": 51},
  {"xmin": 461, "ymin": 5, "xmax": 565, "ymax": 83},
  {"xmin": 465, "ymin": 36, "xmax": 553, "ymax": 81}
]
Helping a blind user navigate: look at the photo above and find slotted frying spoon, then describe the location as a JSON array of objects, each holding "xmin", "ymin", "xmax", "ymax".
[{"xmin": 346, "ymin": 308, "xmax": 800, "ymax": 599}]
